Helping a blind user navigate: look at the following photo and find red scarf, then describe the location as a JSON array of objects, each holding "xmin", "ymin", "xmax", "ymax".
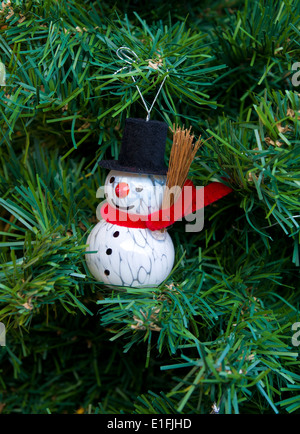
[{"xmin": 101, "ymin": 179, "xmax": 232, "ymax": 231}]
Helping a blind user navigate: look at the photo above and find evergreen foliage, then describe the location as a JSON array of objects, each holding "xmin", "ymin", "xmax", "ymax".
[{"xmin": 0, "ymin": 0, "xmax": 300, "ymax": 414}]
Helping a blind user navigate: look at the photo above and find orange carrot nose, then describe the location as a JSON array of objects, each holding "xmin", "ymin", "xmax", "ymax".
[{"xmin": 115, "ymin": 182, "xmax": 130, "ymax": 198}]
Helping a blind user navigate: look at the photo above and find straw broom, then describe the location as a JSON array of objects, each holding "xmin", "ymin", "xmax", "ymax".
[{"xmin": 162, "ymin": 125, "xmax": 202, "ymax": 210}]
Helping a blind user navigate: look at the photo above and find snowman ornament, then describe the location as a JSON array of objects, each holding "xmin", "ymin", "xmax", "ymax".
[{"xmin": 86, "ymin": 118, "xmax": 175, "ymax": 288}]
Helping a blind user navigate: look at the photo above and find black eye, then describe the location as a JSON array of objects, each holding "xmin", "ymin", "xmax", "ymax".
[
  {"xmin": 135, "ymin": 187, "xmax": 143, "ymax": 192},
  {"xmin": 109, "ymin": 177, "xmax": 115, "ymax": 183}
]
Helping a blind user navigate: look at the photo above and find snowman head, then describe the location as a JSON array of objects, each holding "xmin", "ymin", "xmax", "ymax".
[{"xmin": 104, "ymin": 170, "xmax": 166, "ymax": 215}]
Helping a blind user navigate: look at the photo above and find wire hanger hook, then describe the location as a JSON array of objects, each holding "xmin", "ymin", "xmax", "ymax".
[{"xmin": 114, "ymin": 46, "xmax": 168, "ymax": 121}]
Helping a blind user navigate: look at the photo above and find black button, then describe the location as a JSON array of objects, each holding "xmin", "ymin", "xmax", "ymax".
[
  {"xmin": 106, "ymin": 248, "xmax": 112, "ymax": 255},
  {"xmin": 113, "ymin": 231, "xmax": 119, "ymax": 237},
  {"xmin": 104, "ymin": 269, "xmax": 110, "ymax": 276}
]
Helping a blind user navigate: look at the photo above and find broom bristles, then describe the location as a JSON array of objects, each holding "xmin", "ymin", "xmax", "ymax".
[{"xmin": 162, "ymin": 124, "xmax": 202, "ymax": 209}]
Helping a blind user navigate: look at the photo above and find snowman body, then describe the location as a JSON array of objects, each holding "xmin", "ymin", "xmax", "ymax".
[{"xmin": 86, "ymin": 170, "xmax": 175, "ymax": 287}]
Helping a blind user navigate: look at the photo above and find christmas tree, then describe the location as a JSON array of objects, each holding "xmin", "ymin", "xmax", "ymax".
[{"xmin": 0, "ymin": 0, "xmax": 300, "ymax": 415}]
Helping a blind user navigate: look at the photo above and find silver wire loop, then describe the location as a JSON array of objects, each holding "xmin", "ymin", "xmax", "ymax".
[
  {"xmin": 114, "ymin": 46, "xmax": 167, "ymax": 121},
  {"xmin": 116, "ymin": 46, "xmax": 139, "ymax": 64}
]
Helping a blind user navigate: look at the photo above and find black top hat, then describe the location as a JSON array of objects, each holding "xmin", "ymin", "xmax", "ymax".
[{"xmin": 98, "ymin": 118, "xmax": 168, "ymax": 175}]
